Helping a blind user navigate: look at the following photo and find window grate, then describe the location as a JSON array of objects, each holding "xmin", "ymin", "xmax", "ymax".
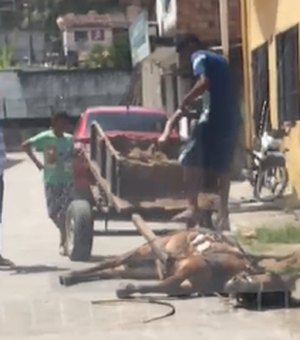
[
  {"xmin": 276, "ymin": 24, "xmax": 300, "ymax": 125},
  {"xmin": 251, "ymin": 42, "xmax": 270, "ymax": 137}
]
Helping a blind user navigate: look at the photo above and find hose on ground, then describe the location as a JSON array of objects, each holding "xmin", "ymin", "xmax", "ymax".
[{"xmin": 91, "ymin": 297, "xmax": 176, "ymax": 323}]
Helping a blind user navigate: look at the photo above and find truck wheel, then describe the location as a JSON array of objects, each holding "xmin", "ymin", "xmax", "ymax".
[{"xmin": 65, "ymin": 200, "xmax": 94, "ymax": 262}]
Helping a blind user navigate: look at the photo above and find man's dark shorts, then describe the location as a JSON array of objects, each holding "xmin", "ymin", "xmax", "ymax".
[{"xmin": 179, "ymin": 118, "xmax": 239, "ymax": 174}]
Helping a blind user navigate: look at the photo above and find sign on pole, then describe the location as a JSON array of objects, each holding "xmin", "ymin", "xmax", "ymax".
[{"xmin": 129, "ymin": 11, "xmax": 150, "ymax": 66}]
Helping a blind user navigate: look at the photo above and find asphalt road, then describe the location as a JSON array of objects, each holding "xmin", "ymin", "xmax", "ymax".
[{"xmin": 1, "ymin": 153, "xmax": 300, "ymax": 340}]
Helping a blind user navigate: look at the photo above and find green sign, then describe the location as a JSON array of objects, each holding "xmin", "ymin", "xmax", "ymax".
[{"xmin": 129, "ymin": 11, "xmax": 150, "ymax": 66}]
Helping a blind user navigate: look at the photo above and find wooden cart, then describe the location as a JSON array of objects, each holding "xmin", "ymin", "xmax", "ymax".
[{"xmin": 65, "ymin": 122, "xmax": 219, "ymax": 262}]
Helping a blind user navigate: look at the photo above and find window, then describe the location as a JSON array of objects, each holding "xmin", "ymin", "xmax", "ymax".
[
  {"xmin": 276, "ymin": 25, "xmax": 300, "ymax": 125},
  {"xmin": 90, "ymin": 29, "xmax": 105, "ymax": 41},
  {"xmin": 251, "ymin": 42, "xmax": 270, "ymax": 137},
  {"xmin": 74, "ymin": 30, "xmax": 88, "ymax": 42},
  {"xmin": 162, "ymin": 0, "xmax": 171, "ymax": 12}
]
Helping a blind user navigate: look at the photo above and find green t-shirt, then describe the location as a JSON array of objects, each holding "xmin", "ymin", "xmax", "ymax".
[{"xmin": 29, "ymin": 129, "xmax": 74, "ymax": 184}]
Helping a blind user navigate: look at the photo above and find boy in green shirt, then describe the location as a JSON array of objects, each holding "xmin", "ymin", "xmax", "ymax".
[{"xmin": 22, "ymin": 112, "xmax": 75, "ymax": 256}]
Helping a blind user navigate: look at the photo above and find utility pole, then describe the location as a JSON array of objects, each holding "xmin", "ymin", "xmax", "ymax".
[
  {"xmin": 218, "ymin": 0, "xmax": 229, "ymax": 60},
  {"xmin": 23, "ymin": 1, "xmax": 34, "ymax": 66}
]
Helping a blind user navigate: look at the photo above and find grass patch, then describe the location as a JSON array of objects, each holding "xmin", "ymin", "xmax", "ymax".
[{"xmin": 238, "ymin": 224, "xmax": 300, "ymax": 244}]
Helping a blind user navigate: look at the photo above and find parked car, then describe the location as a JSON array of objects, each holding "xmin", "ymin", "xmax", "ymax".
[{"xmin": 74, "ymin": 105, "xmax": 173, "ymax": 144}]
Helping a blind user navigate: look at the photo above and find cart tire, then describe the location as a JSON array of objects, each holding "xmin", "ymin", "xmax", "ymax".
[{"xmin": 65, "ymin": 199, "xmax": 94, "ymax": 262}]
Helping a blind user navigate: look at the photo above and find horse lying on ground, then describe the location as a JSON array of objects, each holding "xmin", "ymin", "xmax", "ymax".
[{"xmin": 59, "ymin": 223, "xmax": 300, "ymax": 307}]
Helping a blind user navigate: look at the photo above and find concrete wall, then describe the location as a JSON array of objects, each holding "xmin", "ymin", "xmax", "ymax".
[
  {"xmin": 0, "ymin": 68, "xmax": 131, "ymax": 119},
  {"xmin": 243, "ymin": 0, "xmax": 300, "ymax": 200}
]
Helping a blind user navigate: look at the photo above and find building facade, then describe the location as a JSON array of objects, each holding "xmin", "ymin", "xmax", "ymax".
[{"xmin": 241, "ymin": 0, "xmax": 300, "ymax": 202}]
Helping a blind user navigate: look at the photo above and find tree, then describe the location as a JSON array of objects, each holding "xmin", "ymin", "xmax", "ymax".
[
  {"xmin": 84, "ymin": 33, "xmax": 132, "ymax": 69},
  {"xmin": 108, "ymin": 33, "xmax": 132, "ymax": 68},
  {"xmin": 83, "ymin": 44, "xmax": 114, "ymax": 68}
]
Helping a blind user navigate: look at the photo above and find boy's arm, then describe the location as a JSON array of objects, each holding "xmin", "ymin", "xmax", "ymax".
[{"xmin": 22, "ymin": 132, "xmax": 47, "ymax": 170}]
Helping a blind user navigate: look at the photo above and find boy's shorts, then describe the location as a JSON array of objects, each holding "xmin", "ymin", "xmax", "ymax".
[{"xmin": 44, "ymin": 183, "xmax": 73, "ymax": 223}]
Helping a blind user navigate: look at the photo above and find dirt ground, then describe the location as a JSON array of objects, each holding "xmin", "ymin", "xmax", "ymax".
[{"xmin": 127, "ymin": 146, "xmax": 170, "ymax": 164}]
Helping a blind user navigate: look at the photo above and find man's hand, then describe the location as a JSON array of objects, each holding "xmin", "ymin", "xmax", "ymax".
[{"xmin": 158, "ymin": 133, "xmax": 169, "ymax": 146}]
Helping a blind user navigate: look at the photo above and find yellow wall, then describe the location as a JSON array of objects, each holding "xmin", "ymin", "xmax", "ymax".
[{"xmin": 242, "ymin": 0, "xmax": 300, "ymax": 201}]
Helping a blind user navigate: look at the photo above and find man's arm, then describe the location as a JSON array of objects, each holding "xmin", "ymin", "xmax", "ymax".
[
  {"xmin": 161, "ymin": 109, "xmax": 184, "ymax": 138},
  {"xmin": 180, "ymin": 76, "xmax": 209, "ymax": 109},
  {"xmin": 160, "ymin": 53, "xmax": 209, "ymax": 141},
  {"xmin": 22, "ymin": 132, "xmax": 47, "ymax": 170},
  {"xmin": 180, "ymin": 53, "xmax": 209, "ymax": 109}
]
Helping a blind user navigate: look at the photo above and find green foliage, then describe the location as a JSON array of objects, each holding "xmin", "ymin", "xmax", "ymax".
[
  {"xmin": 84, "ymin": 34, "xmax": 132, "ymax": 69},
  {"xmin": 108, "ymin": 33, "xmax": 132, "ymax": 68},
  {"xmin": 0, "ymin": 45, "xmax": 14, "ymax": 69},
  {"xmin": 238, "ymin": 224, "xmax": 300, "ymax": 245},
  {"xmin": 83, "ymin": 44, "xmax": 114, "ymax": 68}
]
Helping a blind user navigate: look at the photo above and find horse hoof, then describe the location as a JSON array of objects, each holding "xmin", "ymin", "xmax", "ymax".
[
  {"xmin": 59, "ymin": 275, "xmax": 74, "ymax": 286},
  {"xmin": 116, "ymin": 283, "xmax": 135, "ymax": 299}
]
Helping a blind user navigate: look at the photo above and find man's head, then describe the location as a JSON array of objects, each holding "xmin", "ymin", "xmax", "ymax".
[
  {"xmin": 175, "ymin": 33, "xmax": 207, "ymax": 54},
  {"xmin": 51, "ymin": 111, "xmax": 70, "ymax": 134}
]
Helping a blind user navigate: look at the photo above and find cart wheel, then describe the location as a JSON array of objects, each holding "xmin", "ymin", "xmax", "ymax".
[{"xmin": 65, "ymin": 199, "xmax": 94, "ymax": 262}]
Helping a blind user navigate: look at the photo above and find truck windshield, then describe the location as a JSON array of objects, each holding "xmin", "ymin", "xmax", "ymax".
[{"xmin": 86, "ymin": 111, "xmax": 167, "ymax": 134}]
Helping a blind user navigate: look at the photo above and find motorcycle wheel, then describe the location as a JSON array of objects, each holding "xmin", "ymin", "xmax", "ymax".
[{"xmin": 253, "ymin": 165, "xmax": 288, "ymax": 202}]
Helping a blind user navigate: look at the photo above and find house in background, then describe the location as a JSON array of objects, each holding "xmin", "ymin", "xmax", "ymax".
[
  {"xmin": 241, "ymin": 0, "xmax": 300, "ymax": 203},
  {"xmin": 56, "ymin": 11, "xmax": 130, "ymax": 61},
  {"xmin": 56, "ymin": 7, "xmax": 144, "ymax": 62}
]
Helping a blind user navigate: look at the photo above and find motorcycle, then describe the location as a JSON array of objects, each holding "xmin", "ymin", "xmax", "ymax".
[{"xmin": 242, "ymin": 130, "xmax": 288, "ymax": 202}]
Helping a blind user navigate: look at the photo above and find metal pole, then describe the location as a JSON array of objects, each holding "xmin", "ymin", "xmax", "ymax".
[
  {"xmin": 219, "ymin": 0, "xmax": 229, "ymax": 60},
  {"xmin": 28, "ymin": 3, "xmax": 33, "ymax": 66}
]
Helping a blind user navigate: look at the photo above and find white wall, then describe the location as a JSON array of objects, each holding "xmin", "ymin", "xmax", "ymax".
[
  {"xmin": 62, "ymin": 27, "xmax": 113, "ymax": 55},
  {"xmin": 156, "ymin": 0, "xmax": 177, "ymax": 36},
  {"xmin": 141, "ymin": 59, "xmax": 163, "ymax": 109}
]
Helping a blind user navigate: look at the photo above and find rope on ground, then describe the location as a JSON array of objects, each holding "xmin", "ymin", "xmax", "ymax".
[{"xmin": 91, "ymin": 297, "xmax": 176, "ymax": 323}]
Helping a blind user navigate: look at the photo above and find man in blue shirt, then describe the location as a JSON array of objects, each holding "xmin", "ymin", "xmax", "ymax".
[{"xmin": 158, "ymin": 33, "xmax": 240, "ymax": 230}]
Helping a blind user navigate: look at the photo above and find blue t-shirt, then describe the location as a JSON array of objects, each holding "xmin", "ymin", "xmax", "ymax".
[{"xmin": 191, "ymin": 50, "xmax": 240, "ymax": 136}]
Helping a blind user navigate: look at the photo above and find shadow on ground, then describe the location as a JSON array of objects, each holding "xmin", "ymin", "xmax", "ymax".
[
  {"xmin": 4, "ymin": 157, "xmax": 24, "ymax": 170},
  {"xmin": 9, "ymin": 264, "xmax": 67, "ymax": 275}
]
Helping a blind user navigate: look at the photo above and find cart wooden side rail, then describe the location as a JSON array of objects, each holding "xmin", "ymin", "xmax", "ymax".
[
  {"xmin": 88, "ymin": 122, "xmax": 192, "ymax": 215},
  {"xmin": 88, "ymin": 122, "xmax": 221, "ymax": 216}
]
